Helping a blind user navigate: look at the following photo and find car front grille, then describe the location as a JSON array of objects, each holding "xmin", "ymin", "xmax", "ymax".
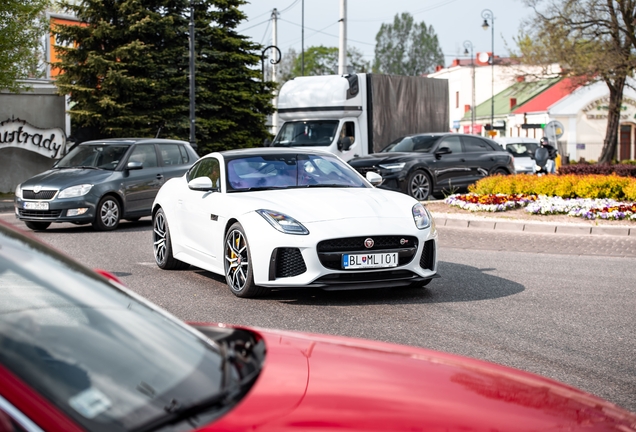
[
  {"xmin": 419, "ymin": 240, "xmax": 435, "ymax": 270},
  {"xmin": 22, "ymin": 190, "xmax": 58, "ymax": 200},
  {"xmin": 317, "ymin": 235, "xmax": 418, "ymax": 270},
  {"xmin": 18, "ymin": 209, "xmax": 63, "ymax": 218},
  {"xmin": 269, "ymin": 248, "xmax": 307, "ymax": 279},
  {"xmin": 352, "ymin": 166, "xmax": 379, "ymax": 176}
]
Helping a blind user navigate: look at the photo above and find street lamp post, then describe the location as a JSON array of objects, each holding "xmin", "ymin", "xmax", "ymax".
[
  {"xmin": 481, "ymin": 9, "xmax": 494, "ymax": 134},
  {"xmin": 463, "ymin": 40, "xmax": 475, "ymax": 135}
]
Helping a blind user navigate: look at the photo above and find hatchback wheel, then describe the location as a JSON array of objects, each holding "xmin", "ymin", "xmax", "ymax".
[
  {"xmin": 92, "ymin": 196, "xmax": 120, "ymax": 231},
  {"xmin": 153, "ymin": 208, "xmax": 189, "ymax": 270},
  {"xmin": 224, "ymin": 223, "xmax": 266, "ymax": 298},
  {"xmin": 406, "ymin": 170, "xmax": 432, "ymax": 201}
]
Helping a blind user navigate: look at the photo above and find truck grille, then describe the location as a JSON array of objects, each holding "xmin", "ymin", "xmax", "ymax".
[
  {"xmin": 22, "ymin": 190, "xmax": 58, "ymax": 200},
  {"xmin": 317, "ymin": 235, "xmax": 418, "ymax": 270}
]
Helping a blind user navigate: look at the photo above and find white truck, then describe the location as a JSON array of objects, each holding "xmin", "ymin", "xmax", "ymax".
[{"xmin": 270, "ymin": 73, "xmax": 449, "ymax": 161}]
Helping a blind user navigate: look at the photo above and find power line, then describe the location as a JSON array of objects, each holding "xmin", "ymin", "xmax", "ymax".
[
  {"xmin": 237, "ymin": 17, "xmax": 270, "ymax": 33},
  {"xmin": 349, "ymin": 0, "xmax": 458, "ymax": 23},
  {"xmin": 279, "ymin": 18, "xmax": 375, "ymax": 47}
]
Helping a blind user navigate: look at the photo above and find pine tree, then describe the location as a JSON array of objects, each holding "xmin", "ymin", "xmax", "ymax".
[{"xmin": 53, "ymin": 0, "xmax": 275, "ymax": 152}]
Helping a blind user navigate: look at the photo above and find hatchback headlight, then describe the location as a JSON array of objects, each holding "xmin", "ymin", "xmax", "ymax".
[
  {"xmin": 378, "ymin": 162, "xmax": 405, "ymax": 171},
  {"xmin": 58, "ymin": 184, "xmax": 93, "ymax": 199},
  {"xmin": 15, "ymin": 184, "xmax": 22, "ymax": 199},
  {"xmin": 412, "ymin": 203, "xmax": 431, "ymax": 230},
  {"xmin": 256, "ymin": 209, "xmax": 309, "ymax": 235}
]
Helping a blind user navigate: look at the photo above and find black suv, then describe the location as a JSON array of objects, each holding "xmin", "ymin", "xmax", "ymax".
[
  {"xmin": 15, "ymin": 138, "xmax": 198, "ymax": 231},
  {"xmin": 348, "ymin": 133, "xmax": 515, "ymax": 200}
]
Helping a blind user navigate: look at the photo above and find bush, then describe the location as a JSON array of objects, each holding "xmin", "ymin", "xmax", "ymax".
[
  {"xmin": 559, "ymin": 162, "xmax": 636, "ymax": 177},
  {"xmin": 468, "ymin": 173, "xmax": 635, "ymax": 200}
]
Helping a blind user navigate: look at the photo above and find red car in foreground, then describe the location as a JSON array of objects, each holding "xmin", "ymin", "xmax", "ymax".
[{"xmin": 0, "ymin": 220, "xmax": 634, "ymax": 431}]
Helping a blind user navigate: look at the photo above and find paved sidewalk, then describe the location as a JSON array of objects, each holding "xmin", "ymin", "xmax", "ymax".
[
  {"xmin": 432, "ymin": 211, "xmax": 634, "ymax": 237},
  {"xmin": 0, "ymin": 200, "xmax": 13, "ymax": 214}
]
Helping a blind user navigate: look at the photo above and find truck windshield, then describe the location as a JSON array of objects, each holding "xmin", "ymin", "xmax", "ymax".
[{"xmin": 272, "ymin": 121, "xmax": 339, "ymax": 147}]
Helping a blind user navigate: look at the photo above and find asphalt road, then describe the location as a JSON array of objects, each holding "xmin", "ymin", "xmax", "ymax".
[{"xmin": 1, "ymin": 213, "xmax": 635, "ymax": 412}]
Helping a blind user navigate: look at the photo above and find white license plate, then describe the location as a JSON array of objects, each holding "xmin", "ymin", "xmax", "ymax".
[
  {"xmin": 24, "ymin": 201, "xmax": 49, "ymax": 211},
  {"xmin": 342, "ymin": 252, "xmax": 399, "ymax": 269}
]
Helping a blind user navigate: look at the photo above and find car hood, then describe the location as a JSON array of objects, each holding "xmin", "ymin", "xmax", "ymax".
[
  {"xmin": 349, "ymin": 152, "xmax": 429, "ymax": 166},
  {"xmin": 20, "ymin": 168, "xmax": 116, "ymax": 189},
  {"xmin": 203, "ymin": 327, "xmax": 636, "ymax": 431},
  {"xmin": 229, "ymin": 187, "xmax": 418, "ymax": 223}
]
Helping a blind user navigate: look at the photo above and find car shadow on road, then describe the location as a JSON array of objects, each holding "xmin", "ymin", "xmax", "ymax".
[
  {"xmin": 18, "ymin": 219, "xmax": 153, "ymax": 234},
  {"xmin": 245, "ymin": 261, "xmax": 524, "ymax": 306}
]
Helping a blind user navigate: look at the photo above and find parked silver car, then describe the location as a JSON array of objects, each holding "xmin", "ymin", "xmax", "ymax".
[{"xmin": 496, "ymin": 137, "xmax": 539, "ymax": 174}]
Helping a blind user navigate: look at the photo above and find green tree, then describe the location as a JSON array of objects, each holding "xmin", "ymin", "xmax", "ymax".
[
  {"xmin": 373, "ymin": 12, "xmax": 444, "ymax": 76},
  {"xmin": 53, "ymin": 0, "xmax": 275, "ymax": 152},
  {"xmin": 517, "ymin": 0, "xmax": 636, "ymax": 163},
  {"xmin": 0, "ymin": 0, "xmax": 50, "ymax": 91},
  {"xmin": 278, "ymin": 45, "xmax": 369, "ymax": 79}
]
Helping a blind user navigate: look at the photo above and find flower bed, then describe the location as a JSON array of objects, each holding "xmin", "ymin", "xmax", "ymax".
[{"xmin": 445, "ymin": 193, "xmax": 636, "ymax": 221}]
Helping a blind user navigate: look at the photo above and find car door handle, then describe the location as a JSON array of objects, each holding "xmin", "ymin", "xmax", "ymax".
[
  {"xmin": 156, "ymin": 174, "xmax": 164, "ymax": 180},
  {"xmin": 460, "ymin": 158, "xmax": 465, "ymax": 162}
]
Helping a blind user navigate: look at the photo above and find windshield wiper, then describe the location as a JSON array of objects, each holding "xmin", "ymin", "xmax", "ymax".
[{"xmin": 55, "ymin": 166, "xmax": 101, "ymax": 170}]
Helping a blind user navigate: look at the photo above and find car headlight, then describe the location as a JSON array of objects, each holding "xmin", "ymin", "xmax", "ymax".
[
  {"xmin": 378, "ymin": 162, "xmax": 405, "ymax": 171},
  {"xmin": 58, "ymin": 184, "xmax": 93, "ymax": 199},
  {"xmin": 412, "ymin": 203, "xmax": 431, "ymax": 230},
  {"xmin": 15, "ymin": 184, "xmax": 22, "ymax": 199},
  {"xmin": 256, "ymin": 209, "xmax": 309, "ymax": 235}
]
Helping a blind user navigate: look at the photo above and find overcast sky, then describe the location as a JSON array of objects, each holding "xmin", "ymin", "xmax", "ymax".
[{"xmin": 237, "ymin": 0, "xmax": 533, "ymax": 68}]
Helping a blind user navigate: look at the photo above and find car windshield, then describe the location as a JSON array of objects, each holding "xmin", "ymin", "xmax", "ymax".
[
  {"xmin": 272, "ymin": 121, "xmax": 339, "ymax": 147},
  {"xmin": 56, "ymin": 144, "xmax": 131, "ymax": 170},
  {"xmin": 384, "ymin": 135, "xmax": 439, "ymax": 153},
  {"xmin": 226, "ymin": 153, "xmax": 368, "ymax": 191},
  {"xmin": 0, "ymin": 225, "xmax": 230, "ymax": 431},
  {"xmin": 506, "ymin": 143, "xmax": 538, "ymax": 158}
]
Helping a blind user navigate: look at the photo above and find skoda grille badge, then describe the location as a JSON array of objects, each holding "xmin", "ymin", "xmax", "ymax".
[
  {"xmin": 364, "ymin": 238, "xmax": 374, "ymax": 248},
  {"xmin": 33, "ymin": 186, "xmax": 41, "ymax": 194}
]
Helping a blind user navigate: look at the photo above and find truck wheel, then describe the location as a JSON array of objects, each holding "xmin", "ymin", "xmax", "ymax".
[{"xmin": 406, "ymin": 170, "xmax": 432, "ymax": 201}]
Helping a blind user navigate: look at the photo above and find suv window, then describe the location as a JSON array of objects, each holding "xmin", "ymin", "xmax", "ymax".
[
  {"xmin": 437, "ymin": 136, "xmax": 462, "ymax": 153},
  {"xmin": 463, "ymin": 136, "xmax": 491, "ymax": 153}
]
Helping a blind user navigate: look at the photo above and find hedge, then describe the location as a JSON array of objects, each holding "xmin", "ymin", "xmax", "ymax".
[
  {"xmin": 558, "ymin": 163, "xmax": 636, "ymax": 177},
  {"xmin": 468, "ymin": 173, "xmax": 636, "ymax": 201}
]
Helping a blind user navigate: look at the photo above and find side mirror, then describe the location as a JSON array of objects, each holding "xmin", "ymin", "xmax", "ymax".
[
  {"xmin": 263, "ymin": 138, "xmax": 272, "ymax": 147},
  {"xmin": 338, "ymin": 136, "xmax": 353, "ymax": 152},
  {"xmin": 188, "ymin": 176, "xmax": 216, "ymax": 192},
  {"xmin": 126, "ymin": 161, "xmax": 143, "ymax": 170},
  {"xmin": 366, "ymin": 171, "xmax": 383, "ymax": 187},
  {"xmin": 435, "ymin": 147, "xmax": 452, "ymax": 159}
]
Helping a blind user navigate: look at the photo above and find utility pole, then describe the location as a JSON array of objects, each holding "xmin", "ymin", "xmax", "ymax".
[
  {"xmin": 189, "ymin": 0, "xmax": 196, "ymax": 150},
  {"xmin": 301, "ymin": 0, "xmax": 304, "ymax": 76},
  {"xmin": 338, "ymin": 0, "xmax": 347, "ymax": 75},
  {"xmin": 271, "ymin": 8, "xmax": 279, "ymax": 134}
]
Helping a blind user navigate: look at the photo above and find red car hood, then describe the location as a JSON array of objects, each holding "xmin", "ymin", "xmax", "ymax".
[{"xmin": 200, "ymin": 327, "xmax": 636, "ymax": 431}]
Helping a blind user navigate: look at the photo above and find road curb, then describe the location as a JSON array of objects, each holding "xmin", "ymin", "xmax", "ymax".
[{"xmin": 432, "ymin": 212, "xmax": 634, "ymax": 237}]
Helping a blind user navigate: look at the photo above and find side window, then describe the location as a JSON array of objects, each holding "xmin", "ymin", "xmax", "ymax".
[
  {"xmin": 437, "ymin": 136, "xmax": 462, "ymax": 154},
  {"xmin": 463, "ymin": 136, "xmax": 490, "ymax": 153},
  {"xmin": 188, "ymin": 158, "xmax": 220, "ymax": 188},
  {"xmin": 128, "ymin": 144, "xmax": 158, "ymax": 168},
  {"xmin": 178, "ymin": 145, "xmax": 190, "ymax": 164},
  {"xmin": 339, "ymin": 121, "xmax": 356, "ymax": 145},
  {"xmin": 158, "ymin": 144, "xmax": 183, "ymax": 166}
]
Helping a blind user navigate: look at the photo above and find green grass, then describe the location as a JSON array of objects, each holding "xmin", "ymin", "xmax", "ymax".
[{"xmin": 0, "ymin": 193, "xmax": 15, "ymax": 200}]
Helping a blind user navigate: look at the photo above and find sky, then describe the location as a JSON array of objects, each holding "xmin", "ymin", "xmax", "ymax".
[{"xmin": 237, "ymin": 0, "xmax": 533, "ymax": 69}]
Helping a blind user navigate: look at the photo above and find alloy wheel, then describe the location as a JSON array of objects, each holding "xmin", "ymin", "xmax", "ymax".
[
  {"xmin": 410, "ymin": 173, "xmax": 431, "ymax": 201},
  {"xmin": 100, "ymin": 199, "xmax": 119, "ymax": 228},
  {"xmin": 153, "ymin": 211, "xmax": 167, "ymax": 265},
  {"xmin": 225, "ymin": 229, "xmax": 250, "ymax": 292}
]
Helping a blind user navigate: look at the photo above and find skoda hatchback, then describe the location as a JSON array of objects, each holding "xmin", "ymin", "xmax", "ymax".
[{"xmin": 14, "ymin": 138, "xmax": 198, "ymax": 231}]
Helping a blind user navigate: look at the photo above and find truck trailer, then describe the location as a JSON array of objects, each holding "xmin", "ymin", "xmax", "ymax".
[{"xmin": 270, "ymin": 73, "xmax": 449, "ymax": 161}]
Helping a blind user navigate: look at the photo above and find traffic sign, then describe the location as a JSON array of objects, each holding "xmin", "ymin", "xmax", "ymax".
[{"xmin": 545, "ymin": 120, "xmax": 564, "ymax": 141}]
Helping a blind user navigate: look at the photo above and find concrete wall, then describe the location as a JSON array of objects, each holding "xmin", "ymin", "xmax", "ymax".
[{"xmin": 0, "ymin": 82, "xmax": 66, "ymax": 192}]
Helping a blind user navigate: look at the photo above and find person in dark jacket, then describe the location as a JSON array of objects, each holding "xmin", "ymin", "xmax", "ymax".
[{"xmin": 539, "ymin": 137, "xmax": 557, "ymax": 173}]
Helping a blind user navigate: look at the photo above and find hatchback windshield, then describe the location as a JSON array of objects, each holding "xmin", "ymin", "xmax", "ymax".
[
  {"xmin": 383, "ymin": 135, "xmax": 439, "ymax": 153},
  {"xmin": 226, "ymin": 153, "xmax": 367, "ymax": 191},
  {"xmin": 272, "ymin": 121, "xmax": 339, "ymax": 147},
  {"xmin": 0, "ymin": 226, "xmax": 228, "ymax": 431},
  {"xmin": 56, "ymin": 144, "xmax": 131, "ymax": 170}
]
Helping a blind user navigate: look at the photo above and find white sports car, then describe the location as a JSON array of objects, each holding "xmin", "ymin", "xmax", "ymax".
[{"xmin": 152, "ymin": 148, "xmax": 438, "ymax": 297}]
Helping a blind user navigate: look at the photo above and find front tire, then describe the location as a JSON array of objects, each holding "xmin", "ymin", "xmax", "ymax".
[
  {"xmin": 92, "ymin": 196, "xmax": 121, "ymax": 231},
  {"xmin": 224, "ymin": 223, "xmax": 266, "ymax": 298},
  {"xmin": 406, "ymin": 170, "xmax": 432, "ymax": 201},
  {"xmin": 24, "ymin": 221, "xmax": 51, "ymax": 231},
  {"xmin": 153, "ymin": 208, "xmax": 189, "ymax": 270}
]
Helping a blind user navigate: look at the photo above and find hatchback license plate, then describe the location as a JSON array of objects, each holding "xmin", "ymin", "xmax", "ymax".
[
  {"xmin": 24, "ymin": 201, "xmax": 49, "ymax": 211},
  {"xmin": 342, "ymin": 252, "xmax": 398, "ymax": 269}
]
